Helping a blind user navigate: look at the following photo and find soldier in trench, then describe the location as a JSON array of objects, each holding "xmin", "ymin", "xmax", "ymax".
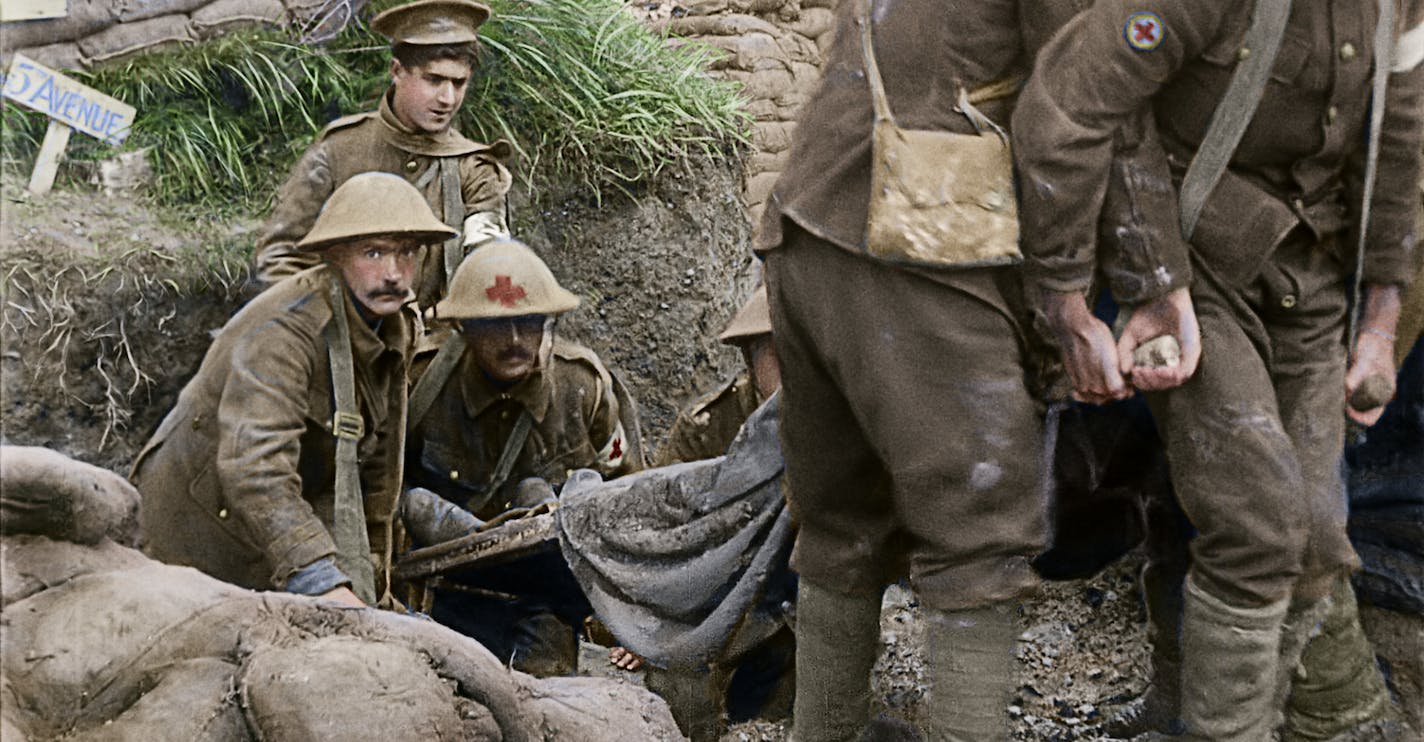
[
  {"xmin": 132, "ymin": 172, "xmax": 456, "ymax": 608},
  {"xmin": 253, "ymin": 0, "xmax": 513, "ymax": 308},
  {"xmin": 401, "ymin": 238, "xmax": 645, "ymax": 675},
  {"xmin": 1013, "ymin": 0, "xmax": 1424, "ymax": 738}
]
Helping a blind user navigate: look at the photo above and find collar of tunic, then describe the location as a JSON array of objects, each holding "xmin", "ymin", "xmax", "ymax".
[
  {"xmin": 377, "ymin": 90, "xmax": 485, "ymax": 158},
  {"xmin": 457, "ymin": 351, "xmax": 555, "ymax": 423}
]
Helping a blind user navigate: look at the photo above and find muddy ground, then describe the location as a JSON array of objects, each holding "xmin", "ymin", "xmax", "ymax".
[{"xmin": 2, "ymin": 162, "xmax": 1420, "ymax": 741}]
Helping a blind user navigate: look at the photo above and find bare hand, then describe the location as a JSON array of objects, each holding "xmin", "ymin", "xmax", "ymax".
[
  {"xmin": 609, "ymin": 646, "xmax": 643, "ymax": 671},
  {"xmin": 318, "ymin": 586, "xmax": 367, "ymax": 608},
  {"xmin": 1345, "ymin": 284, "xmax": 1403, "ymax": 427},
  {"xmin": 1117, "ymin": 288, "xmax": 1202, "ymax": 392},
  {"xmin": 1042, "ymin": 291, "xmax": 1130, "ymax": 405}
]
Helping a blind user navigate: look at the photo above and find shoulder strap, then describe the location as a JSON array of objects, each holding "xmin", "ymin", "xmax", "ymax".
[
  {"xmin": 484, "ymin": 409, "xmax": 535, "ymax": 507},
  {"xmin": 440, "ymin": 158, "xmax": 466, "ymax": 285},
  {"xmin": 857, "ymin": 0, "xmax": 895, "ymax": 125},
  {"xmin": 1348, "ymin": 0, "xmax": 1397, "ymax": 347},
  {"xmin": 323, "ymin": 276, "xmax": 377, "ymax": 604},
  {"xmin": 1178, "ymin": 0, "xmax": 1294, "ymax": 240},
  {"xmin": 407, "ymin": 332, "xmax": 468, "ymax": 433}
]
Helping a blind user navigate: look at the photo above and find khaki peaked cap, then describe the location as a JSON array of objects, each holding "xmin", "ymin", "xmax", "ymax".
[
  {"xmin": 296, "ymin": 171, "xmax": 457, "ymax": 251},
  {"xmin": 372, "ymin": 0, "xmax": 490, "ymax": 45},
  {"xmin": 436, "ymin": 238, "xmax": 580, "ymax": 319},
  {"xmin": 719, "ymin": 285, "xmax": 771, "ymax": 344}
]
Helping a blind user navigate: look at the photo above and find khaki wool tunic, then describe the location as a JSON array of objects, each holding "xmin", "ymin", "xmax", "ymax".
[
  {"xmin": 654, "ymin": 373, "xmax": 761, "ymax": 466},
  {"xmin": 132, "ymin": 265, "xmax": 413, "ymax": 596},
  {"xmin": 1013, "ymin": 0, "xmax": 1424, "ymax": 605},
  {"xmin": 406, "ymin": 336, "xmax": 644, "ymax": 519},
  {"xmin": 254, "ymin": 93, "xmax": 513, "ymax": 307}
]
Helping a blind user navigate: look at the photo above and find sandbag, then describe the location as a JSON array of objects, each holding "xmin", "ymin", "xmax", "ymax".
[
  {"xmin": 1, "ymin": 564, "xmax": 246, "ymax": 730},
  {"xmin": 79, "ymin": 15, "xmax": 194, "ymax": 64},
  {"xmin": 189, "ymin": 0, "xmax": 287, "ymax": 39},
  {"xmin": 14, "ymin": 42, "xmax": 86, "ymax": 71},
  {"xmin": 240, "ymin": 636, "xmax": 480, "ymax": 741},
  {"xmin": 0, "ymin": 0, "xmax": 116, "ymax": 52},
  {"xmin": 0, "ymin": 446, "xmax": 139, "ymax": 546},
  {"xmin": 1, "ymin": 536, "xmax": 150, "ymax": 606},
  {"xmin": 67, "ymin": 658, "xmax": 246, "ymax": 742},
  {"xmin": 117, "ymin": 0, "xmax": 210, "ymax": 22},
  {"xmin": 524, "ymin": 676, "xmax": 687, "ymax": 741},
  {"xmin": 663, "ymin": 13, "xmax": 779, "ymax": 37},
  {"xmin": 782, "ymin": 7, "xmax": 835, "ymax": 41}
]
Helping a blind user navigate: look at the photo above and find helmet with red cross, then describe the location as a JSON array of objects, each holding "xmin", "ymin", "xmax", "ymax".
[{"xmin": 434, "ymin": 238, "xmax": 579, "ymax": 319}]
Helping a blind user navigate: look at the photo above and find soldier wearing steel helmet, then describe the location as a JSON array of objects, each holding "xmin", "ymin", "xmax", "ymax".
[
  {"xmin": 655, "ymin": 285, "xmax": 780, "ymax": 467},
  {"xmin": 132, "ymin": 172, "xmax": 456, "ymax": 610},
  {"xmin": 402, "ymin": 238, "xmax": 644, "ymax": 674},
  {"xmin": 253, "ymin": 0, "xmax": 513, "ymax": 308}
]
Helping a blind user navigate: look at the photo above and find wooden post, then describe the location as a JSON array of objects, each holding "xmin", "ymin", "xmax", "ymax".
[{"xmin": 27, "ymin": 120, "xmax": 72, "ymax": 196}]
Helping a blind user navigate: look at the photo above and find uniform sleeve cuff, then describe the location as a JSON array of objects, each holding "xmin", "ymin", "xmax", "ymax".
[{"xmin": 285, "ymin": 557, "xmax": 351, "ymax": 596}]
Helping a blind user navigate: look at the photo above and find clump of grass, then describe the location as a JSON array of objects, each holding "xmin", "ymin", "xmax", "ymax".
[{"xmin": 0, "ymin": 0, "xmax": 749, "ymax": 211}]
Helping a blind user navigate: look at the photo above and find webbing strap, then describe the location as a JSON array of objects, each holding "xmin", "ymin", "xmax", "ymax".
[
  {"xmin": 1179, "ymin": 0, "xmax": 1294, "ymax": 240},
  {"xmin": 407, "ymin": 332, "xmax": 467, "ymax": 433},
  {"xmin": 483, "ymin": 409, "xmax": 534, "ymax": 511},
  {"xmin": 1347, "ymin": 0, "xmax": 1396, "ymax": 350},
  {"xmin": 440, "ymin": 158, "xmax": 465, "ymax": 287},
  {"xmin": 323, "ymin": 276, "xmax": 377, "ymax": 603}
]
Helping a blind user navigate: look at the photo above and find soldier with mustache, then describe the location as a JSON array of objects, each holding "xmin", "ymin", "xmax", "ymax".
[
  {"xmin": 253, "ymin": 0, "xmax": 513, "ymax": 309},
  {"xmin": 133, "ymin": 172, "xmax": 456, "ymax": 609},
  {"xmin": 401, "ymin": 238, "xmax": 644, "ymax": 674}
]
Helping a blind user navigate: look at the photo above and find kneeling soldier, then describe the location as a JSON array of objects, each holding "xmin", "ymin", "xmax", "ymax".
[
  {"xmin": 133, "ymin": 172, "xmax": 457, "ymax": 608},
  {"xmin": 404, "ymin": 238, "xmax": 644, "ymax": 674}
]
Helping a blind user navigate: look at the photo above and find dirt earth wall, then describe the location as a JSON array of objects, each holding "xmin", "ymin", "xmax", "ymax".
[{"xmin": 0, "ymin": 151, "xmax": 754, "ymax": 472}]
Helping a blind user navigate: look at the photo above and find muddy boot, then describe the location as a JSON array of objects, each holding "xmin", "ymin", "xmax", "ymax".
[
  {"xmin": 921, "ymin": 601, "xmax": 1017, "ymax": 742},
  {"xmin": 1283, "ymin": 580, "xmax": 1396, "ymax": 741},
  {"xmin": 1102, "ymin": 562, "xmax": 1187, "ymax": 738},
  {"xmin": 791, "ymin": 579, "xmax": 881, "ymax": 742},
  {"xmin": 1179, "ymin": 575, "xmax": 1290, "ymax": 741},
  {"xmin": 644, "ymin": 664, "xmax": 732, "ymax": 742},
  {"xmin": 1269, "ymin": 590, "xmax": 1335, "ymax": 731}
]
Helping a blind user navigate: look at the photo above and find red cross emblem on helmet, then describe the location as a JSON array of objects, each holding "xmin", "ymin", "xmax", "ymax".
[
  {"xmin": 1124, "ymin": 12, "xmax": 1164, "ymax": 52},
  {"xmin": 486, "ymin": 275, "xmax": 527, "ymax": 307}
]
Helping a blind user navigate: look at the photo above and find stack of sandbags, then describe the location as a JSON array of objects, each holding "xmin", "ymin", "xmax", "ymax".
[
  {"xmin": 0, "ymin": 445, "xmax": 685, "ymax": 742},
  {"xmin": 0, "ymin": 0, "xmax": 340, "ymax": 72},
  {"xmin": 636, "ymin": 0, "xmax": 839, "ymax": 222}
]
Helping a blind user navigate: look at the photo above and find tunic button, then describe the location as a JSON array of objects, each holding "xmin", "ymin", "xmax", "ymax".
[
  {"xmin": 217, "ymin": 508, "xmax": 229, "ymax": 519},
  {"xmin": 1326, "ymin": 106, "xmax": 1338, "ymax": 124},
  {"xmin": 501, "ymin": 410, "xmax": 510, "ymax": 420},
  {"xmin": 450, "ymin": 469, "xmax": 459, "ymax": 481},
  {"xmin": 1237, "ymin": 47, "xmax": 1252, "ymax": 61},
  {"xmin": 1339, "ymin": 42, "xmax": 1356, "ymax": 61},
  {"xmin": 405, "ymin": 159, "xmax": 419, "ymax": 173},
  {"xmin": 1280, "ymin": 295, "xmax": 1298, "ymax": 310}
]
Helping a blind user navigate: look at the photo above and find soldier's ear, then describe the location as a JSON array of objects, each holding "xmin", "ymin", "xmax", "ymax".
[{"xmin": 390, "ymin": 58, "xmax": 404, "ymax": 85}]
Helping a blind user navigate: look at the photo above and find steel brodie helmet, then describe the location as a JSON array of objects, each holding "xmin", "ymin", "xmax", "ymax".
[
  {"xmin": 296, "ymin": 171, "xmax": 456, "ymax": 251},
  {"xmin": 434, "ymin": 238, "xmax": 580, "ymax": 319}
]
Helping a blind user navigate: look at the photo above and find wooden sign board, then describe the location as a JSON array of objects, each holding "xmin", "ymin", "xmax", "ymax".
[
  {"xmin": 0, "ymin": 0, "xmax": 68, "ymax": 22},
  {"xmin": 2, "ymin": 53, "xmax": 136, "ymax": 194},
  {"xmin": 3, "ymin": 54, "xmax": 135, "ymax": 145}
]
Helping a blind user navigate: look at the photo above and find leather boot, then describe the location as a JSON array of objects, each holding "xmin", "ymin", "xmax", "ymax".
[
  {"xmin": 1282, "ymin": 580, "xmax": 1395, "ymax": 741},
  {"xmin": 921, "ymin": 601, "xmax": 1018, "ymax": 742},
  {"xmin": 1180, "ymin": 575, "xmax": 1290, "ymax": 741},
  {"xmin": 1102, "ymin": 561, "xmax": 1186, "ymax": 738},
  {"xmin": 791, "ymin": 579, "xmax": 882, "ymax": 742}
]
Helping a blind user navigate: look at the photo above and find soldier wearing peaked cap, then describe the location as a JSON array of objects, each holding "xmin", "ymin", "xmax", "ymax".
[
  {"xmin": 133, "ymin": 172, "xmax": 456, "ymax": 609},
  {"xmin": 401, "ymin": 239, "xmax": 645, "ymax": 675},
  {"xmin": 254, "ymin": 0, "xmax": 513, "ymax": 309}
]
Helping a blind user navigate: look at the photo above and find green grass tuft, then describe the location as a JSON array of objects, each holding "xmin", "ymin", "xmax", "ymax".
[{"xmin": 0, "ymin": 0, "xmax": 750, "ymax": 212}]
